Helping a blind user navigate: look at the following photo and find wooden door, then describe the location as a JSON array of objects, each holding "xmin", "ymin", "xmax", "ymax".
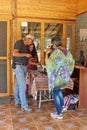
[{"xmin": 0, "ymin": 20, "xmax": 11, "ymax": 97}]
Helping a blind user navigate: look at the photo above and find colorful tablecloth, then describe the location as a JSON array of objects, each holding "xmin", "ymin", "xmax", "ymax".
[
  {"xmin": 26, "ymin": 70, "xmax": 74, "ymax": 100},
  {"xmin": 26, "ymin": 71, "xmax": 48, "ymax": 99}
]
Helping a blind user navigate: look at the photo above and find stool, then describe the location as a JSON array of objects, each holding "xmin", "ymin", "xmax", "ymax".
[{"xmin": 36, "ymin": 84, "xmax": 53, "ymax": 108}]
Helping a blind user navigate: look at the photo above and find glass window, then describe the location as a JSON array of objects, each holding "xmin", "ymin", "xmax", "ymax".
[
  {"xmin": 0, "ymin": 21, "xmax": 7, "ymax": 56},
  {"xmin": 21, "ymin": 22, "xmax": 41, "ymax": 61},
  {"xmin": 0, "ymin": 60, "xmax": 7, "ymax": 93},
  {"xmin": 44, "ymin": 23, "xmax": 63, "ymax": 52},
  {"xmin": 66, "ymin": 24, "xmax": 72, "ymax": 50}
]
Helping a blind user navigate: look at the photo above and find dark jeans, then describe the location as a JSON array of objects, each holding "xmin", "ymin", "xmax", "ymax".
[{"xmin": 53, "ymin": 88, "xmax": 64, "ymax": 114}]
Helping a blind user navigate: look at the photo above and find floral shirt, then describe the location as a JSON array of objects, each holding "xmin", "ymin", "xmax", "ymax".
[{"xmin": 46, "ymin": 48, "xmax": 75, "ymax": 93}]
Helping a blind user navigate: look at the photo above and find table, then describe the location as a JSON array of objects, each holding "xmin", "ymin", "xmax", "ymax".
[
  {"xmin": 27, "ymin": 70, "xmax": 53, "ymax": 108},
  {"xmin": 75, "ymin": 65, "xmax": 87, "ymax": 108}
]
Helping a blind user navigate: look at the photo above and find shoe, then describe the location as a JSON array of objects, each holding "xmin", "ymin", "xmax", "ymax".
[
  {"xmin": 51, "ymin": 112, "xmax": 57, "ymax": 118},
  {"xmin": 21, "ymin": 107, "xmax": 32, "ymax": 113},
  {"xmin": 15, "ymin": 104, "xmax": 21, "ymax": 107},
  {"xmin": 50, "ymin": 112, "xmax": 63, "ymax": 119},
  {"xmin": 62, "ymin": 106, "xmax": 67, "ymax": 113}
]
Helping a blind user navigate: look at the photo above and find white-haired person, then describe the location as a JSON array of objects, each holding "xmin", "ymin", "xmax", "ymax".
[
  {"xmin": 45, "ymin": 37, "xmax": 75, "ymax": 119},
  {"xmin": 12, "ymin": 34, "xmax": 35, "ymax": 112}
]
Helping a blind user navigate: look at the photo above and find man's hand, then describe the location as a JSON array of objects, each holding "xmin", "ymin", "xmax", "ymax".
[{"xmin": 25, "ymin": 53, "xmax": 32, "ymax": 58}]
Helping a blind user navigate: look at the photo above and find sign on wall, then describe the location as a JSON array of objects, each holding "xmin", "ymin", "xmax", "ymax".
[{"xmin": 80, "ymin": 29, "xmax": 87, "ymax": 42}]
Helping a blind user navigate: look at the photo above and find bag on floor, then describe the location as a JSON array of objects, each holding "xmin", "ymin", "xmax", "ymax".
[{"xmin": 64, "ymin": 94, "xmax": 79, "ymax": 110}]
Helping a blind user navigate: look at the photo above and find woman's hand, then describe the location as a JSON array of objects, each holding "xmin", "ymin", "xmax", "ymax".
[
  {"xmin": 46, "ymin": 48, "xmax": 53, "ymax": 55},
  {"xmin": 29, "ymin": 58, "xmax": 37, "ymax": 62},
  {"xmin": 45, "ymin": 48, "xmax": 53, "ymax": 60}
]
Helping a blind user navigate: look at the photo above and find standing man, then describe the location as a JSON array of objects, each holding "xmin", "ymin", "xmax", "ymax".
[{"xmin": 12, "ymin": 34, "xmax": 34, "ymax": 112}]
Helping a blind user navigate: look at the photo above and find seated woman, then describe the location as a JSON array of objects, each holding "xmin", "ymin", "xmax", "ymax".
[{"xmin": 26, "ymin": 43, "xmax": 40, "ymax": 97}]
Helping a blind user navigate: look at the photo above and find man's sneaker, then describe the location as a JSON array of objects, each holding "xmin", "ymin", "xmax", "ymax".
[
  {"xmin": 21, "ymin": 107, "xmax": 32, "ymax": 113},
  {"xmin": 50, "ymin": 112, "xmax": 63, "ymax": 119},
  {"xmin": 61, "ymin": 106, "xmax": 67, "ymax": 113},
  {"xmin": 15, "ymin": 104, "xmax": 21, "ymax": 107}
]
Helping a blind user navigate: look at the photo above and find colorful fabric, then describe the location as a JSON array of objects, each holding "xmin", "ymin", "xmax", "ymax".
[
  {"xmin": 27, "ymin": 57, "xmax": 38, "ymax": 70},
  {"xmin": 46, "ymin": 48, "xmax": 75, "ymax": 92}
]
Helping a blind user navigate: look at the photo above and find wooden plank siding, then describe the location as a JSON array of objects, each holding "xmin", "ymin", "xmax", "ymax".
[
  {"xmin": 16, "ymin": 0, "xmax": 77, "ymax": 20},
  {"xmin": 77, "ymin": 0, "xmax": 87, "ymax": 15},
  {"xmin": 0, "ymin": 0, "xmax": 12, "ymax": 18},
  {"xmin": 0, "ymin": 0, "xmax": 87, "ymax": 19}
]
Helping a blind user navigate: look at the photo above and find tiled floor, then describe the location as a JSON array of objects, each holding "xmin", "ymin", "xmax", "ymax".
[{"xmin": 0, "ymin": 97, "xmax": 87, "ymax": 130}]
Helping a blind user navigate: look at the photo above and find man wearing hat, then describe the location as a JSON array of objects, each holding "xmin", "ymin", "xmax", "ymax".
[{"xmin": 12, "ymin": 34, "xmax": 34, "ymax": 112}]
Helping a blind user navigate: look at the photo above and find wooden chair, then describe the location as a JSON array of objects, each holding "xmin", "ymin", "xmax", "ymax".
[{"xmin": 36, "ymin": 84, "xmax": 53, "ymax": 108}]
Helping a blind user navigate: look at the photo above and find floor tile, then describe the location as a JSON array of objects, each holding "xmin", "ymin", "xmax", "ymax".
[{"xmin": 1, "ymin": 98, "xmax": 87, "ymax": 130}]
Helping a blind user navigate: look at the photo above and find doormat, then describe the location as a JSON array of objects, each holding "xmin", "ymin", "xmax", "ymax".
[{"xmin": 0, "ymin": 97, "xmax": 11, "ymax": 104}]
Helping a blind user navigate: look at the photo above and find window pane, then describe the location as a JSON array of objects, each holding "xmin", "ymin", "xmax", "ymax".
[
  {"xmin": 66, "ymin": 24, "xmax": 72, "ymax": 50},
  {"xmin": 0, "ymin": 60, "xmax": 7, "ymax": 93},
  {"xmin": 44, "ymin": 23, "xmax": 63, "ymax": 52},
  {"xmin": 0, "ymin": 21, "xmax": 7, "ymax": 56},
  {"xmin": 21, "ymin": 22, "xmax": 41, "ymax": 61}
]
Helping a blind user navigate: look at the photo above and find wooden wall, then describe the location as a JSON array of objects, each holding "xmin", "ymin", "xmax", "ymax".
[
  {"xmin": 0, "ymin": 0, "xmax": 12, "ymax": 19},
  {"xmin": 77, "ymin": 0, "xmax": 87, "ymax": 15},
  {"xmin": 0, "ymin": 0, "xmax": 87, "ymax": 20},
  {"xmin": 16, "ymin": 0, "xmax": 77, "ymax": 20}
]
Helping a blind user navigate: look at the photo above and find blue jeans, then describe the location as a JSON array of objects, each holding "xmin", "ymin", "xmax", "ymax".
[
  {"xmin": 53, "ymin": 88, "xmax": 64, "ymax": 114},
  {"xmin": 14, "ymin": 65, "xmax": 28, "ymax": 108}
]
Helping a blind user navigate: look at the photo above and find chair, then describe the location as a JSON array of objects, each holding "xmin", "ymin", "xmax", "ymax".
[{"xmin": 36, "ymin": 84, "xmax": 53, "ymax": 108}]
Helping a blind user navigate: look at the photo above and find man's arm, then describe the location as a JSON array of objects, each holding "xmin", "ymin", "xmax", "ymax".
[{"xmin": 13, "ymin": 49, "xmax": 32, "ymax": 58}]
